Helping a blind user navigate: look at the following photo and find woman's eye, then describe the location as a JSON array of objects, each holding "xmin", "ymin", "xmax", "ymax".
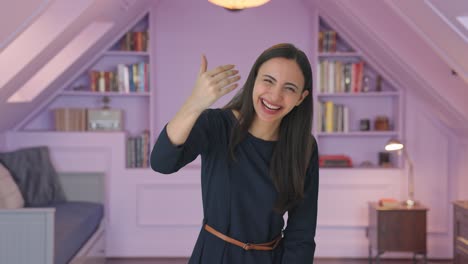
[
  {"xmin": 286, "ymin": 87, "xmax": 296, "ymax": 92},
  {"xmin": 264, "ymin": 79, "xmax": 273, "ymax": 84}
]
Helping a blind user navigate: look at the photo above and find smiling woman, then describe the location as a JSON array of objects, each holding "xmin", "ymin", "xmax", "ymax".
[
  {"xmin": 251, "ymin": 57, "xmax": 308, "ymax": 129},
  {"xmin": 150, "ymin": 43, "xmax": 318, "ymax": 264}
]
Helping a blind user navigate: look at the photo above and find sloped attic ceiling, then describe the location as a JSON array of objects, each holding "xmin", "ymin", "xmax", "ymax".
[
  {"xmin": 0, "ymin": 0, "xmax": 154, "ymax": 132},
  {"xmin": 310, "ymin": 0, "xmax": 468, "ymax": 136},
  {"xmin": 0, "ymin": 0, "xmax": 52, "ymax": 51},
  {"xmin": 387, "ymin": 0, "xmax": 468, "ymax": 84}
]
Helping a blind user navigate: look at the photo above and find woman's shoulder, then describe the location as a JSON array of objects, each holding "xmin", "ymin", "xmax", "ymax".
[
  {"xmin": 198, "ymin": 109, "xmax": 237, "ymax": 146},
  {"xmin": 203, "ymin": 108, "xmax": 238, "ymax": 122},
  {"xmin": 199, "ymin": 108, "xmax": 238, "ymax": 131}
]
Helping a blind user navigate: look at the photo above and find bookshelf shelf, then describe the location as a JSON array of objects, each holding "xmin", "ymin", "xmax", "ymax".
[
  {"xmin": 317, "ymin": 92, "xmax": 399, "ymax": 98},
  {"xmin": 319, "ymin": 167, "xmax": 399, "ymax": 171},
  {"xmin": 316, "ymin": 16, "xmax": 402, "ymax": 168},
  {"xmin": 20, "ymin": 12, "xmax": 152, "ymax": 169},
  {"xmin": 103, "ymin": 51, "xmax": 150, "ymax": 56},
  {"xmin": 317, "ymin": 131, "xmax": 399, "ymax": 137},
  {"xmin": 60, "ymin": 91, "xmax": 150, "ymax": 97},
  {"xmin": 318, "ymin": 52, "xmax": 361, "ymax": 57}
]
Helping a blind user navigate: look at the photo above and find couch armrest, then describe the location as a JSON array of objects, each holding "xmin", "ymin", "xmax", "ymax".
[{"xmin": 0, "ymin": 207, "xmax": 55, "ymax": 264}]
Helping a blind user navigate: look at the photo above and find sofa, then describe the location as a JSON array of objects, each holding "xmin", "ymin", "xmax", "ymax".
[{"xmin": 0, "ymin": 146, "xmax": 105, "ymax": 264}]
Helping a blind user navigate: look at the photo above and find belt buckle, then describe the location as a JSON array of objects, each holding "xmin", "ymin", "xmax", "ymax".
[{"xmin": 243, "ymin": 243, "xmax": 251, "ymax": 250}]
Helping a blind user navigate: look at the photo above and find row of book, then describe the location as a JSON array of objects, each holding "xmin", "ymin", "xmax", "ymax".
[
  {"xmin": 118, "ymin": 31, "xmax": 149, "ymax": 52},
  {"xmin": 317, "ymin": 60, "xmax": 365, "ymax": 94},
  {"xmin": 318, "ymin": 30, "xmax": 337, "ymax": 53},
  {"xmin": 126, "ymin": 130, "xmax": 150, "ymax": 168},
  {"xmin": 53, "ymin": 108, "xmax": 87, "ymax": 131},
  {"xmin": 53, "ymin": 108, "xmax": 123, "ymax": 132},
  {"xmin": 89, "ymin": 62, "xmax": 149, "ymax": 93},
  {"xmin": 317, "ymin": 101, "xmax": 349, "ymax": 133}
]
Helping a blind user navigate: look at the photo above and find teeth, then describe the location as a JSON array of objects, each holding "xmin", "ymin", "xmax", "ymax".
[{"xmin": 262, "ymin": 99, "xmax": 280, "ymax": 110}]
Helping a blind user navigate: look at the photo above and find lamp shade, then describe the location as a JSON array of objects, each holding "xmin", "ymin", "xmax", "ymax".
[
  {"xmin": 208, "ymin": 0, "xmax": 270, "ymax": 10},
  {"xmin": 385, "ymin": 139, "xmax": 404, "ymax": 152}
]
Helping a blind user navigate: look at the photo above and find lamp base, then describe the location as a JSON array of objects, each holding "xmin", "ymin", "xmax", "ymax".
[{"xmin": 405, "ymin": 199, "xmax": 416, "ymax": 207}]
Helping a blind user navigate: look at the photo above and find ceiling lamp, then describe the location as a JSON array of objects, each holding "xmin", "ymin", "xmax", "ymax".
[{"xmin": 208, "ymin": 0, "xmax": 270, "ymax": 10}]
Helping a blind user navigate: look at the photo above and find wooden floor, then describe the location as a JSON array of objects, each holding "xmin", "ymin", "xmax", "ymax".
[{"xmin": 106, "ymin": 258, "xmax": 453, "ymax": 264}]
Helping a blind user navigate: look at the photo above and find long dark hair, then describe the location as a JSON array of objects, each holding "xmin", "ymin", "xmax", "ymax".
[{"xmin": 224, "ymin": 43, "xmax": 314, "ymax": 214}]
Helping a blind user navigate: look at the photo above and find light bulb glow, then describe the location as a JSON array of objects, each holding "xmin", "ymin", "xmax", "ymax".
[
  {"xmin": 385, "ymin": 143, "xmax": 404, "ymax": 151},
  {"xmin": 208, "ymin": 0, "xmax": 270, "ymax": 10}
]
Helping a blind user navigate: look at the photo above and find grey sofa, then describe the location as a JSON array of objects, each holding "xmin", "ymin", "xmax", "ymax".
[{"xmin": 0, "ymin": 146, "xmax": 105, "ymax": 264}]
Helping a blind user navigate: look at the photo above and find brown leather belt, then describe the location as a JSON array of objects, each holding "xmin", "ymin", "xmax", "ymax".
[{"xmin": 204, "ymin": 224, "xmax": 282, "ymax": 251}]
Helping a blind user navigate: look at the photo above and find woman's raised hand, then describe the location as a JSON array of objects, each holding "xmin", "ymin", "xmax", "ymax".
[{"xmin": 188, "ymin": 54, "xmax": 241, "ymax": 112}]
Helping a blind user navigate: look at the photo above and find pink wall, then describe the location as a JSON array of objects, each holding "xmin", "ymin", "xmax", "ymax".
[
  {"xmin": 0, "ymin": 133, "xmax": 5, "ymax": 151},
  {"xmin": 151, "ymin": 0, "xmax": 314, "ymax": 133},
  {"xmin": 453, "ymin": 140, "xmax": 468, "ymax": 201}
]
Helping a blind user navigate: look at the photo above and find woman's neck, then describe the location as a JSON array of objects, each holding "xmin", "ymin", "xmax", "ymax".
[{"xmin": 249, "ymin": 116, "xmax": 280, "ymax": 141}]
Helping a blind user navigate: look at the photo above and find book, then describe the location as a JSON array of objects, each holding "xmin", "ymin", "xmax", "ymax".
[{"xmin": 378, "ymin": 198, "xmax": 401, "ymax": 208}]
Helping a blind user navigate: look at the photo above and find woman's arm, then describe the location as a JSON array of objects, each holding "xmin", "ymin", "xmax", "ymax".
[
  {"xmin": 167, "ymin": 55, "xmax": 239, "ymax": 146},
  {"xmin": 281, "ymin": 139, "xmax": 319, "ymax": 263},
  {"xmin": 150, "ymin": 55, "xmax": 240, "ymax": 173}
]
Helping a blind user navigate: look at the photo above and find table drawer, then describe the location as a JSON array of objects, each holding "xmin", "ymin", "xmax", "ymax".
[
  {"xmin": 455, "ymin": 210, "xmax": 468, "ymax": 223},
  {"xmin": 455, "ymin": 211, "xmax": 468, "ymax": 240},
  {"xmin": 457, "ymin": 237, "xmax": 468, "ymax": 251},
  {"xmin": 458, "ymin": 224, "xmax": 468, "ymax": 241},
  {"xmin": 455, "ymin": 244, "xmax": 468, "ymax": 264},
  {"xmin": 454, "ymin": 201, "xmax": 468, "ymax": 264}
]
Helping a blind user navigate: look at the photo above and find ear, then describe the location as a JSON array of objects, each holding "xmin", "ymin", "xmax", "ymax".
[{"xmin": 296, "ymin": 90, "xmax": 309, "ymax": 106}]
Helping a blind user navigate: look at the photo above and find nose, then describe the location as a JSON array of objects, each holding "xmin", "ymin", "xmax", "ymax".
[{"xmin": 270, "ymin": 85, "xmax": 282, "ymax": 102}]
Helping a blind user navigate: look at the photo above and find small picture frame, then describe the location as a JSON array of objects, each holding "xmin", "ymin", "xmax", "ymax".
[{"xmin": 87, "ymin": 109, "xmax": 123, "ymax": 131}]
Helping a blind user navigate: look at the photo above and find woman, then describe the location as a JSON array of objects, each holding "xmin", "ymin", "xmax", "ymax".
[{"xmin": 151, "ymin": 43, "xmax": 319, "ymax": 263}]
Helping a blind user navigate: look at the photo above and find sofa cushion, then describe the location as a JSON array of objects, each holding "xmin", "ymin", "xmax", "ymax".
[
  {"xmin": 0, "ymin": 146, "xmax": 67, "ymax": 206},
  {"xmin": 51, "ymin": 201, "xmax": 104, "ymax": 264},
  {"xmin": 0, "ymin": 162, "xmax": 24, "ymax": 209}
]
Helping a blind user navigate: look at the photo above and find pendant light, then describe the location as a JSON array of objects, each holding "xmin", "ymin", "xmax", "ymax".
[{"xmin": 208, "ymin": 0, "xmax": 270, "ymax": 10}]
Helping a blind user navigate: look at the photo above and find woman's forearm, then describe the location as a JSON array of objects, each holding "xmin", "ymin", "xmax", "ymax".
[{"xmin": 166, "ymin": 96, "xmax": 205, "ymax": 146}]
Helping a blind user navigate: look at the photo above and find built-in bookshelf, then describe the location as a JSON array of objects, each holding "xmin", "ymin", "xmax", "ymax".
[
  {"xmin": 20, "ymin": 12, "xmax": 152, "ymax": 169},
  {"xmin": 315, "ymin": 17, "xmax": 402, "ymax": 169}
]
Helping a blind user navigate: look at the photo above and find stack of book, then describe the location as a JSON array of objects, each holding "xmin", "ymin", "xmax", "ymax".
[
  {"xmin": 317, "ymin": 101, "xmax": 349, "ymax": 133},
  {"xmin": 126, "ymin": 130, "xmax": 150, "ymax": 168},
  {"xmin": 378, "ymin": 198, "xmax": 401, "ymax": 208},
  {"xmin": 118, "ymin": 31, "xmax": 149, "ymax": 52},
  {"xmin": 53, "ymin": 108, "xmax": 87, "ymax": 131},
  {"xmin": 318, "ymin": 30, "xmax": 337, "ymax": 52},
  {"xmin": 89, "ymin": 62, "xmax": 149, "ymax": 93},
  {"xmin": 317, "ymin": 60, "xmax": 365, "ymax": 94}
]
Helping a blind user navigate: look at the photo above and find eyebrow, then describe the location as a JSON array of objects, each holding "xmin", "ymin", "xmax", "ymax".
[{"xmin": 263, "ymin": 74, "xmax": 299, "ymax": 90}]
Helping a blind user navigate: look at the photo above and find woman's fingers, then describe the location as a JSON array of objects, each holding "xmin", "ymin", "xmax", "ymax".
[
  {"xmin": 217, "ymin": 75, "xmax": 241, "ymax": 90},
  {"xmin": 205, "ymin": 64, "xmax": 235, "ymax": 77},
  {"xmin": 211, "ymin": 69, "xmax": 239, "ymax": 84},
  {"xmin": 199, "ymin": 54, "xmax": 208, "ymax": 75},
  {"xmin": 220, "ymin": 82, "xmax": 239, "ymax": 96},
  {"xmin": 201, "ymin": 62, "xmax": 240, "ymax": 91},
  {"xmin": 191, "ymin": 55, "xmax": 240, "ymax": 109}
]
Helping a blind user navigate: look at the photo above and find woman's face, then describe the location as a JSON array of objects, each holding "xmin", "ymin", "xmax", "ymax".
[{"xmin": 252, "ymin": 57, "xmax": 309, "ymax": 125}]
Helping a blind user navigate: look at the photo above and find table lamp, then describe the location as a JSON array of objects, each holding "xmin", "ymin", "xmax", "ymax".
[{"xmin": 385, "ymin": 139, "xmax": 415, "ymax": 207}]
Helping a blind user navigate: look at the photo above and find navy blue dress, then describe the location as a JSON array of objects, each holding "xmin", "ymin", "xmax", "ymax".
[{"xmin": 150, "ymin": 108, "xmax": 319, "ymax": 264}]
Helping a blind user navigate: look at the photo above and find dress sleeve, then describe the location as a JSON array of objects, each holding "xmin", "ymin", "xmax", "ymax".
[
  {"xmin": 150, "ymin": 109, "xmax": 217, "ymax": 174},
  {"xmin": 281, "ymin": 138, "xmax": 319, "ymax": 263}
]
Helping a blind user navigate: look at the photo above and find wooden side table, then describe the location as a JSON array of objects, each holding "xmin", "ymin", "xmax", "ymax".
[{"xmin": 367, "ymin": 202, "xmax": 428, "ymax": 264}]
